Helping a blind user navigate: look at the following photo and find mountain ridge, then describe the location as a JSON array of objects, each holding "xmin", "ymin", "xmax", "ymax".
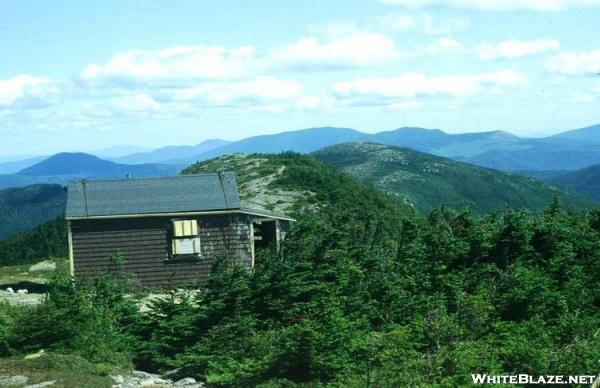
[
  {"xmin": 116, "ymin": 124, "xmax": 600, "ymax": 172},
  {"xmin": 548, "ymin": 163, "xmax": 600, "ymax": 200},
  {"xmin": 312, "ymin": 142, "xmax": 594, "ymax": 213}
]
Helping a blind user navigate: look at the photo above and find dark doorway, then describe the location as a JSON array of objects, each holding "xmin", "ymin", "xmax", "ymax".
[{"xmin": 253, "ymin": 220, "xmax": 277, "ymax": 249}]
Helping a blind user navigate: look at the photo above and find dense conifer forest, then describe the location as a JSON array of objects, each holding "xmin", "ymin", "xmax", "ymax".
[{"xmin": 1, "ymin": 153, "xmax": 599, "ymax": 386}]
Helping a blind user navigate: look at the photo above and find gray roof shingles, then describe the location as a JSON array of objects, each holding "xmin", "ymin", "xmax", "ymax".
[{"xmin": 66, "ymin": 172, "xmax": 241, "ymax": 218}]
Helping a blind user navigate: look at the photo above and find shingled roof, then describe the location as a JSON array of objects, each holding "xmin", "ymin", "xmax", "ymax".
[{"xmin": 66, "ymin": 172, "xmax": 241, "ymax": 218}]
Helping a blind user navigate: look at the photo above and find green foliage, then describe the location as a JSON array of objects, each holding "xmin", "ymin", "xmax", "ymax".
[
  {"xmin": 0, "ymin": 218, "xmax": 67, "ymax": 266},
  {"xmin": 0, "ymin": 352, "xmax": 115, "ymax": 387},
  {"xmin": 3, "ymin": 152, "xmax": 600, "ymax": 385},
  {"xmin": 4, "ymin": 267, "xmax": 143, "ymax": 368},
  {"xmin": 131, "ymin": 202, "xmax": 600, "ymax": 386}
]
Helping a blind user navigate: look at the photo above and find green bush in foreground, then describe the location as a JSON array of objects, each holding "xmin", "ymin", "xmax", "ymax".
[
  {"xmin": 133, "ymin": 205, "xmax": 600, "ymax": 386},
  {"xmin": 4, "ymin": 267, "xmax": 142, "ymax": 369},
  {"xmin": 2, "ymin": 201, "xmax": 600, "ymax": 386}
]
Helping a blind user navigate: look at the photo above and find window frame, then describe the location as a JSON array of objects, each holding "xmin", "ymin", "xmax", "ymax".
[{"xmin": 170, "ymin": 219, "xmax": 202, "ymax": 257}]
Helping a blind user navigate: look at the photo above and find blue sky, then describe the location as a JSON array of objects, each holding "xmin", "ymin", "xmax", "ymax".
[{"xmin": 1, "ymin": 0, "xmax": 600, "ymax": 156}]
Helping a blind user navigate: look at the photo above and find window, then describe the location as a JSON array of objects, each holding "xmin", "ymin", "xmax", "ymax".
[{"xmin": 171, "ymin": 219, "xmax": 201, "ymax": 255}]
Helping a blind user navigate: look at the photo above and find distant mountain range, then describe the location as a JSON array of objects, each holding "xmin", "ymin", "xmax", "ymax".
[
  {"xmin": 0, "ymin": 184, "xmax": 67, "ymax": 240},
  {"xmin": 3, "ymin": 124, "xmax": 600, "ymax": 191},
  {"xmin": 2, "ymin": 140, "xmax": 597, "ymax": 244},
  {"xmin": 114, "ymin": 139, "xmax": 231, "ymax": 164},
  {"xmin": 92, "ymin": 145, "xmax": 151, "ymax": 158},
  {"xmin": 312, "ymin": 143, "xmax": 593, "ymax": 213},
  {"xmin": 100, "ymin": 124, "xmax": 600, "ymax": 173},
  {"xmin": 0, "ymin": 156, "xmax": 46, "ymax": 174},
  {"xmin": 0, "ymin": 153, "xmax": 182, "ymax": 189}
]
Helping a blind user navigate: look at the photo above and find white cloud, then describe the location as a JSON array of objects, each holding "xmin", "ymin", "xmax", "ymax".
[
  {"xmin": 547, "ymin": 50, "xmax": 600, "ymax": 75},
  {"xmin": 166, "ymin": 77, "xmax": 303, "ymax": 105},
  {"xmin": 380, "ymin": 0, "xmax": 600, "ymax": 11},
  {"xmin": 307, "ymin": 21, "xmax": 361, "ymax": 38},
  {"xmin": 81, "ymin": 44, "xmax": 257, "ymax": 85},
  {"xmin": 476, "ymin": 39, "xmax": 560, "ymax": 60},
  {"xmin": 422, "ymin": 14, "xmax": 470, "ymax": 35},
  {"xmin": 333, "ymin": 70, "xmax": 524, "ymax": 104},
  {"xmin": 110, "ymin": 93, "xmax": 162, "ymax": 113},
  {"xmin": 80, "ymin": 33, "xmax": 405, "ymax": 88},
  {"xmin": 386, "ymin": 100, "xmax": 421, "ymax": 110},
  {"xmin": 273, "ymin": 32, "xmax": 403, "ymax": 70},
  {"xmin": 0, "ymin": 75, "xmax": 59, "ymax": 108},
  {"xmin": 370, "ymin": 13, "xmax": 418, "ymax": 31},
  {"xmin": 423, "ymin": 37, "xmax": 464, "ymax": 54}
]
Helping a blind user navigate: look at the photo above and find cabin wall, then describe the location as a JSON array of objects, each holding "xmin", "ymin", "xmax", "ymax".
[{"xmin": 70, "ymin": 214, "xmax": 252, "ymax": 288}]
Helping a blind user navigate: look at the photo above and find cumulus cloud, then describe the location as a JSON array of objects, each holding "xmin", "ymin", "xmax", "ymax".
[
  {"xmin": 476, "ymin": 39, "xmax": 560, "ymax": 60},
  {"xmin": 547, "ymin": 50, "xmax": 600, "ymax": 75},
  {"xmin": 380, "ymin": 0, "xmax": 600, "ymax": 11},
  {"xmin": 386, "ymin": 100, "xmax": 421, "ymax": 110},
  {"xmin": 333, "ymin": 69, "xmax": 523, "ymax": 105},
  {"xmin": 370, "ymin": 13, "xmax": 418, "ymax": 31},
  {"xmin": 80, "ymin": 44, "xmax": 257, "ymax": 85},
  {"xmin": 0, "ymin": 75, "xmax": 59, "ymax": 108},
  {"xmin": 272, "ymin": 32, "xmax": 403, "ymax": 70},
  {"xmin": 75, "ymin": 40, "xmax": 352, "ymax": 114},
  {"xmin": 165, "ymin": 77, "xmax": 304, "ymax": 106},
  {"xmin": 422, "ymin": 14, "xmax": 470, "ymax": 35},
  {"xmin": 423, "ymin": 37, "xmax": 464, "ymax": 54}
]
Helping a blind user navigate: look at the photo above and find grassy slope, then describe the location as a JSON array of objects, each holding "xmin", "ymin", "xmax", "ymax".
[
  {"xmin": 0, "ymin": 184, "xmax": 66, "ymax": 240},
  {"xmin": 0, "ymin": 352, "xmax": 113, "ymax": 387},
  {"xmin": 312, "ymin": 142, "xmax": 595, "ymax": 213}
]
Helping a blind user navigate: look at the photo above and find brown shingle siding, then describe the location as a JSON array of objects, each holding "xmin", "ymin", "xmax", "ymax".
[{"xmin": 71, "ymin": 214, "xmax": 252, "ymax": 288}]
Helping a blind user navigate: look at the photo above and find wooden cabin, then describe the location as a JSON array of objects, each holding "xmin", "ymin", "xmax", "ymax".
[{"xmin": 65, "ymin": 172, "xmax": 294, "ymax": 288}]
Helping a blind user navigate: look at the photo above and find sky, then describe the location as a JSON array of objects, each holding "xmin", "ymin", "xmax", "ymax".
[{"xmin": 1, "ymin": 0, "xmax": 600, "ymax": 157}]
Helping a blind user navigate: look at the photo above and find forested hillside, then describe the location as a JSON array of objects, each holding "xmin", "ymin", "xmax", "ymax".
[
  {"xmin": 0, "ymin": 184, "xmax": 66, "ymax": 240},
  {"xmin": 0, "ymin": 218, "xmax": 67, "ymax": 266},
  {"xmin": 1, "ymin": 153, "xmax": 599, "ymax": 386},
  {"xmin": 312, "ymin": 142, "xmax": 594, "ymax": 213},
  {"xmin": 549, "ymin": 164, "xmax": 600, "ymax": 200}
]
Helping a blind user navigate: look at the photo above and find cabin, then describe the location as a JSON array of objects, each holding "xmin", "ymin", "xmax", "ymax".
[{"xmin": 65, "ymin": 172, "xmax": 294, "ymax": 288}]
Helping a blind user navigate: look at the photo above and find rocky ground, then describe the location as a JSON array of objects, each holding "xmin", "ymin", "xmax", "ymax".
[
  {"xmin": 0, "ymin": 288, "xmax": 46, "ymax": 305},
  {"xmin": 0, "ymin": 260, "xmax": 57, "ymax": 306},
  {"xmin": 0, "ymin": 371, "xmax": 204, "ymax": 388},
  {"xmin": 0, "ymin": 375, "xmax": 56, "ymax": 387},
  {"xmin": 111, "ymin": 371, "xmax": 203, "ymax": 388}
]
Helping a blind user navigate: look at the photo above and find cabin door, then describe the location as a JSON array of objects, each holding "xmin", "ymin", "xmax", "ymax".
[{"xmin": 252, "ymin": 220, "xmax": 278, "ymax": 250}]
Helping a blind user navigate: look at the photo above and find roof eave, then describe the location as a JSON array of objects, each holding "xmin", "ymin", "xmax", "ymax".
[{"xmin": 66, "ymin": 207, "xmax": 295, "ymax": 222}]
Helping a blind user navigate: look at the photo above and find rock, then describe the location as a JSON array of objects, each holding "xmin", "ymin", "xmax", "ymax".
[
  {"xmin": 29, "ymin": 260, "xmax": 56, "ymax": 272},
  {"xmin": 24, "ymin": 349, "xmax": 45, "ymax": 360},
  {"xmin": 111, "ymin": 375, "xmax": 125, "ymax": 384},
  {"xmin": 24, "ymin": 381, "xmax": 56, "ymax": 388},
  {"xmin": 174, "ymin": 377, "xmax": 198, "ymax": 386},
  {"xmin": 111, "ymin": 370, "xmax": 202, "ymax": 387},
  {"xmin": 6, "ymin": 287, "xmax": 14, "ymax": 293},
  {"xmin": 140, "ymin": 377, "xmax": 169, "ymax": 386},
  {"xmin": 161, "ymin": 368, "xmax": 181, "ymax": 379},
  {"xmin": 0, "ymin": 375, "xmax": 29, "ymax": 386},
  {"xmin": 17, "ymin": 289, "xmax": 29, "ymax": 294},
  {"xmin": 130, "ymin": 371, "xmax": 154, "ymax": 379}
]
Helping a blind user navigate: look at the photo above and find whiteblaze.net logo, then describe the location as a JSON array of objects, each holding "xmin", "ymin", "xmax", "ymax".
[{"xmin": 471, "ymin": 374, "xmax": 597, "ymax": 385}]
